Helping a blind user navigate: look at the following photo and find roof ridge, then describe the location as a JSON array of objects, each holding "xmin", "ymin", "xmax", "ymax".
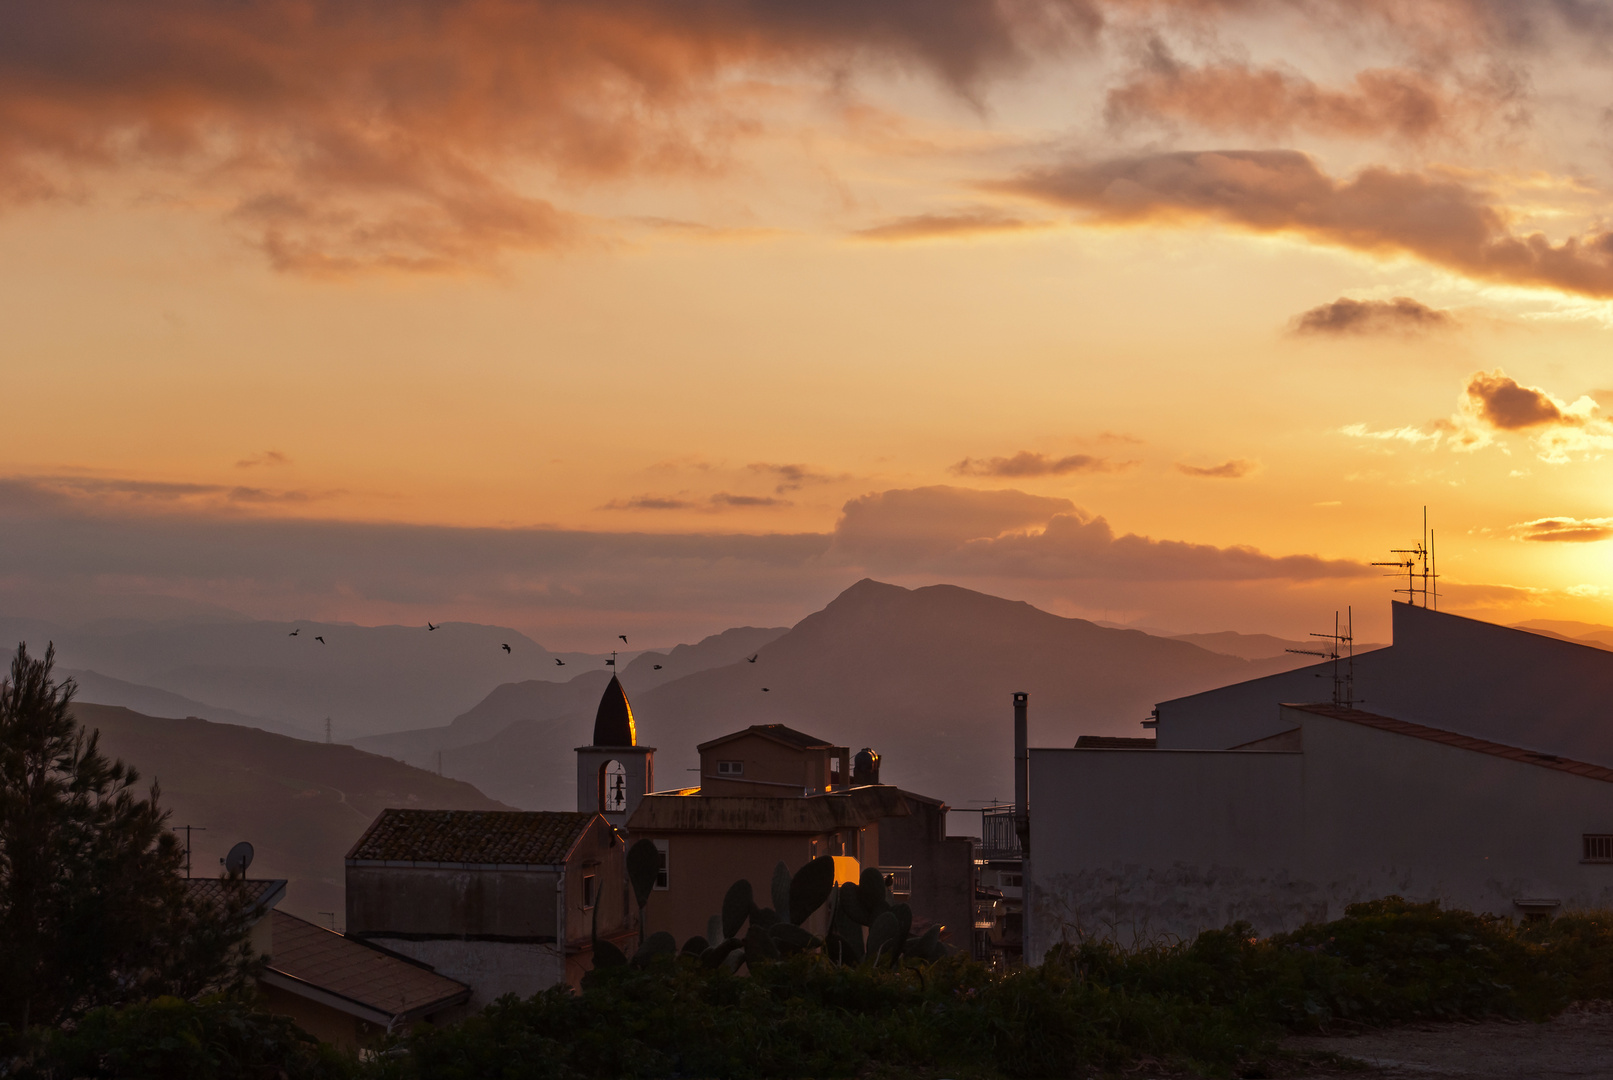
[{"xmin": 1285, "ymin": 702, "xmax": 1613, "ymax": 784}]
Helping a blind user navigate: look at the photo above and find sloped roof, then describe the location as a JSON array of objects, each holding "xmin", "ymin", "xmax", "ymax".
[
  {"xmin": 698, "ymin": 724, "xmax": 837, "ymax": 752},
  {"xmin": 265, "ymin": 910, "xmax": 469, "ymax": 1023},
  {"xmin": 346, "ymin": 809, "xmax": 599, "ymax": 865},
  {"xmin": 1288, "ymin": 703, "xmax": 1613, "ymax": 784},
  {"xmin": 591, "ymin": 674, "xmax": 636, "ymax": 748},
  {"xmin": 185, "ymin": 878, "xmax": 286, "ymax": 919}
]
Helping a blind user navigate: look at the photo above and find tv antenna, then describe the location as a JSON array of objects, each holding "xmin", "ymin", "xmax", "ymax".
[
  {"xmin": 1286, "ymin": 608, "xmax": 1355, "ymax": 707},
  {"xmin": 222, "ymin": 841, "xmax": 254, "ymax": 879},
  {"xmin": 172, "ymin": 824, "xmax": 207, "ymax": 878},
  {"xmin": 1372, "ymin": 506, "xmax": 1439, "ymax": 609}
]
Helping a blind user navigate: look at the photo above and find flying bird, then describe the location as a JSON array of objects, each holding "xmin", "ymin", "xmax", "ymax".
[
  {"xmin": 315, "ymin": 635, "xmax": 325, "ymax": 644},
  {"xmin": 501, "ymin": 643, "xmax": 511, "ymax": 653},
  {"xmin": 554, "ymin": 658, "xmax": 566, "ymax": 666},
  {"xmin": 289, "ymin": 629, "xmax": 299, "ymax": 636},
  {"xmin": 653, "ymin": 664, "xmax": 662, "ymax": 670},
  {"xmin": 762, "ymin": 687, "xmax": 770, "ymax": 692},
  {"xmin": 619, "ymin": 635, "xmax": 628, "ymax": 644},
  {"xmin": 746, "ymin": 654, "xmax": 758, "ymax": 663},
  {"xmin": 427, "ymin": 622, "xmax": 438, "ymax": 631}
]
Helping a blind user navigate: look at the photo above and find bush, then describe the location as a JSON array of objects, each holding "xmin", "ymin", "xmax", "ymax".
[{"xmin": 14, "ymin": 997, "xmax": 359, "ymax": 1080}]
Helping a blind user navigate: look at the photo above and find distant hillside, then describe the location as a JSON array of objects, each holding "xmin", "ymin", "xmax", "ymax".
[
  {"xmin": 622, "ymin": 626, "xmax": 790, "ymax": 690},
  {"xmin": 74, "ymin": 703, "xmax": 509, "ymax": 923},
  {"xmin": 354, "ymin": 625, "xmax": 791, "ymax": 767},
  {"xmin": 0, "ymin": 616, "xmax": 636, "ymax": 738},
  {"xmin": 431, "ymin": 580, "xmax": 1307, "ymax": 811},
  {"xmin": 64, "ymin": 667, "xmax": 309, "ymax": 739}
]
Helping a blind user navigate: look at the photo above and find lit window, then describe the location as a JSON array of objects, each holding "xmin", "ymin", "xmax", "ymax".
[
  {"xmin": 1584, "ymin": 834, "xmax": 1613, "ymax": 862},
  {"xmin": 717, "ymin": 760, "xmax": 744, "ymax": 776},
  {"xmin": 653, "ymin": 840, "xmax": 669, "ymax": 890}
]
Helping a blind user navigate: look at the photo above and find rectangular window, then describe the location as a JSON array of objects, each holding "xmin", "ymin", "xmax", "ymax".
[
  {"xmin": 582, "ymin": 873, "xmax": 596, "ymax": 909},
  {"xmin": 1003, "ymin": 873, "xmax": 1023, "ymax": 887},
  {"xmin": 717, "ymin": 760, "xmax": 744, "ymax": 776},
  {"xmin": 829, "ymin": 756, "xmax": 841, "ymax": 777},
  {"xmin": 1584, "ymin": 834, "xmax": 1613, "ymax": 862},
  {"xmin": 653, "ymin": 839, "xmax": 670, "ymax": 890}
]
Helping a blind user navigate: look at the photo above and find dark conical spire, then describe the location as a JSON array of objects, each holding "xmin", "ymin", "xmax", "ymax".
[{"xmin": 592, "ymin": 674, "xmax": 636, "ymax": 747}]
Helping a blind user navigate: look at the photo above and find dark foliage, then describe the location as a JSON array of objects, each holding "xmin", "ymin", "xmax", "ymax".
[
  {"xmin": 15, "ymin": 996, "xmax": 357, "ymax": 1080},
  {"xmin": 0, "ymin": 643, "xmax": 254, "ymax": 1039}
]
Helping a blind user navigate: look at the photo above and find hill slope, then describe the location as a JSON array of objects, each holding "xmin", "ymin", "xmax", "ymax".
[
  {"xmin": 74, "ymin": 703, "xmax": 509, "ymax": 923},
  {"xmin": 2, "ymin": 616, "xmax": 632, "ymax": 737},
  {"xmin": 435, "ymin": 580, "xmax": 1307, "ymax": 811}
]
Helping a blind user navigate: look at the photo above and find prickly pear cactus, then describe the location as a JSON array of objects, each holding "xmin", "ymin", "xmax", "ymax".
[
  {"xmin": 722, "ymin": 878, "xmax": 754, "ymax": 939},
  {"xmin": 789, "ymin": 856, "xmax": 836, "ymax": 926}
]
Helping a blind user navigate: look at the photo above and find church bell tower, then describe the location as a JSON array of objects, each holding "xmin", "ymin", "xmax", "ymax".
[{"xmin": 576, "ymin": 674, "xmax": 654, "ymax": 831}]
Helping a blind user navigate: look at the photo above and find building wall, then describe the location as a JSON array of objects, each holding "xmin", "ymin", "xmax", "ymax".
[
  {"xmin": 256, "ymin": 983, "xmax": 367, "ymax": 1048},
  {"xmin": 879, "ymin": 797, "xmax": 974, "ymax": 947},
  {"xmin": 347, "ymin": 865, "xmax": 562, "ymax": 939},
  {"xmin": 1157, "ymin": 603, "xmax": 1613, "ymax": 764},
  {"xmin": 699, "ymin": 734, "xmax": 828, "ymax": 796},
  {"xmin": 632, "ymin": 830, "xmax": 863, "ymax": 947},
  {"xmin": 378, "ymin": 938, "xmax": 566, "ymax": 1008},
  {"xmin": 1026, "ymin": 708, "xmax": 1613, "ymax": 962}
]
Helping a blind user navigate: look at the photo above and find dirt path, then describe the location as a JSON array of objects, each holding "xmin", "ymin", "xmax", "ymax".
[{"xmin": 1275, "ymin": 1003, "xmax": 1613, "ymax": 1079}]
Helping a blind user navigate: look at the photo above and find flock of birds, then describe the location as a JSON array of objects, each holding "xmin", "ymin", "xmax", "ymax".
[{"xmin": 283, "ymin": 624, "xmax": 773, "ymax": 690}]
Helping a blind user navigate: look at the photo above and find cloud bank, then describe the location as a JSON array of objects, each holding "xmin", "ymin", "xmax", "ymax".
[
  {"xmin": 1005, "ymin": 150, "xmax": 1613, "ymax": 298},
  {"xmin": 950, "ymin": 451, "xmax": 1124, "ymax": 477}
]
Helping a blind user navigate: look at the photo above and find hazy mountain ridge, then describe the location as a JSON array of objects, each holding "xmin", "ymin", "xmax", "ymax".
[
  {"xmin": 0, "ymin": 616, "xmax": 641, "ymax": 738},
  {"xmin": 431, "ymin": 579, "xmax": 1309, "ymax": 811},
  {"xmin": 73, "ymin": 703, "xmax": 509, "ymax": 923},
  {"xmin": 63, "ymin": 667, "xmax": 305, "ymax": 738}
]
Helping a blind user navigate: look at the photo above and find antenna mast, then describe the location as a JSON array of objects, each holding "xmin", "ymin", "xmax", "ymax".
[
  {"xmin": 1285, "ymin": 609, "xmax": 1355, "ymax": 707},
  {"xmin": 1372, "ymin": 507, "xmax": 1439, "ymax": 608}
]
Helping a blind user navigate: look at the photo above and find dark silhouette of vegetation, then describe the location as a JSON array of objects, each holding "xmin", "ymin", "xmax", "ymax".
[
  {"xmin": 17, "ymin": 896, "xmax": 1613, "ymax": 1078},
  {"xmin": 0, "ymin": 643, "xmax": 254, "ymax": 1045}
]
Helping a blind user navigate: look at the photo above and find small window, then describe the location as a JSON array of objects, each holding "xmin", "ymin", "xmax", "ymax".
[
  {"xmin": 653, "ymin": 839, "xmax": 669, "ymax": 890},
  {"xmin": 829, "ymin": 756, "xmax": 841, "ymax": 777},
  {"xmin": 1003, "ymin": 873, "xmax": 1023, "ymax": 887},
  {"xmin": 1584, "ymin": 834, "xmax": 1613, "ymax": 862},
  {"xmin": 717, "ymin": 760, "xmax": 743, "ymax": 776},
  {"xmin": 582, "ymin": 873, "xmax": 597, "ymax": 909}
]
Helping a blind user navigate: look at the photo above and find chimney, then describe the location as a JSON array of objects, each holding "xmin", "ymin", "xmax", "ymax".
[{"xmin": 1013, "ymin": 691, "xmax": 1029, "ymax": 857}]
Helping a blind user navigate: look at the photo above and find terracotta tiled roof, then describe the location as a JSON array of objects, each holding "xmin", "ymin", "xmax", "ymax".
[
  {"xmin": 1074, "ymin": 736, "xmax": 1157, "ymax": 749},
  {"xmin": 1287, "ymin": 703, "xmax": 1613, "ymax": 783},
  {"xmin": 698, "ymin": 724, "xmax": 836, "ymax": 752},
  {"xmin": 185, "ymin": 878, "xmax": 286, "ymax": 917},
  {"xmin": 266, "ymin": 910, "xmax": 469, "ymax": 1022},
  {"xmin": 346, "ymin": 809, "xmax": 598, "ymax": 865}
]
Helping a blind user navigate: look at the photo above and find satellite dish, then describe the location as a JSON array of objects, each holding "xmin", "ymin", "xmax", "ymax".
[{"xmin": 224, "ymin": 841, "xmax": 254, "ymax": 878}]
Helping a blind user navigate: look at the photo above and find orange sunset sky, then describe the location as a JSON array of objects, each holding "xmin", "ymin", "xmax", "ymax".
[{"xmin": 3, "ymin": 0, "xmax": 1612, "ymax": 647}]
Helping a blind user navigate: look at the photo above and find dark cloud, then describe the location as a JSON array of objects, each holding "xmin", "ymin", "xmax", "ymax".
[
  {"xmin": 1292, "ymin": 297, "xmax": 1457, "ymax": 336},
  {"xmin": 747, "ymin": 463, "xmax": 849, "ymax": 494},
  {"xmin": 235, "ymin": 450, "xmax": 290, "ymax": 469},
  {"xmin": 853, "ymin": 208, "xmax": 1039, "ymax": 242},
  {"xmin": 710, "ymin": 492, "xmax": 791, "ymax": 508},
  {"xmin": 1465, "ymin": 370, "xmax": 1574, "ymax": 430},
  {"xmin": 0, "ymin": 473, "xmax": 1383, "ymax": 640},
  {"xmin": 1177, "ymin": 459, "xmax": 1256, "ymax": 478},
  {"xmin": 1002, "ymin": 150, "xmax": 1613, "ymax": 298},
  {"xmin": 831, "ymin": 484, "xmax": 1366, "ymax": 580},
  {"xmin": 0, "ymin": 0, "xmax": 1100, "ymax": 273},
  {"xmin": 603, "ymin": 492, "xmax": 791, "ymax": 511},
  {"xmin": 950, "ymin": 451, "xmax": 1124, "ymax": 477},
  {"xmin": 1515, "ymin": 517, "xmax": 1613, "ymax": 542}
]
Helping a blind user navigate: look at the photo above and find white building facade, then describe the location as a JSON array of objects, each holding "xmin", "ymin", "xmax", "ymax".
[{"xmin": 1025, "ymin": 604, "xmax": 1613, "ymax": 961}]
